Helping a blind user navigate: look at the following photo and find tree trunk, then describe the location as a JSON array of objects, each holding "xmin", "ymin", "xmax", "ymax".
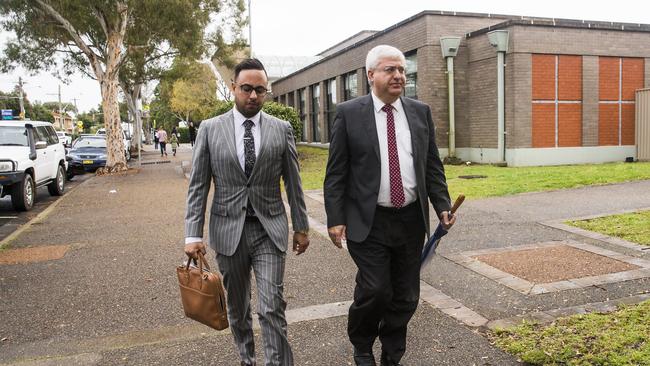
[
  {"xmin": 122, "ymin": 83, "xmax": 143, "ymax": 156},
  {"xmin": 100, "ymin": 76, "xmax": 127, "ymax": 171}
]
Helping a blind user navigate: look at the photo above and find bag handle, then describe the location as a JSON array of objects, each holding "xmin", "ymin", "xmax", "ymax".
[{"xmin": 185, "ymin": 251, "xmax": 212, "ymax": 272}]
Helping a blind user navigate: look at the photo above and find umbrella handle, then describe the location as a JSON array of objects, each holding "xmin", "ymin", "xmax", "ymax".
[{"xmin": 450, "ymin": 194, "xmax": 465, "ymax": 215}]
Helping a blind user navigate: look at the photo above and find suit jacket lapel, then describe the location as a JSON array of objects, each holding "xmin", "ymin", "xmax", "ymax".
[
  {"xmin": 360, "ymin": 95, "xmax": 380, "ymax": 161},
  {"xmin": 223, "ymin": 110, "xmax": 247, "ymax": 180},
  {"xmin": 401, "ymin": 97, "xmax": 420, "ymax": 166}
]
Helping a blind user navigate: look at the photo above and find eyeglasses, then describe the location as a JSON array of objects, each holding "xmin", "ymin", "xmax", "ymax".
[
  {"xmin": 236, "ymin": 83, "xmax": 269, "ymax": 96},
  {"xmin": 380, "ymin": 66, "xmax": 406, "ymax": 74}
]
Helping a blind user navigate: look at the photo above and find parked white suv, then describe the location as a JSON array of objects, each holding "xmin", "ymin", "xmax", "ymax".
[{"xmin": 0, "ymin": 121, "xmax": 67, "ymax": 211}]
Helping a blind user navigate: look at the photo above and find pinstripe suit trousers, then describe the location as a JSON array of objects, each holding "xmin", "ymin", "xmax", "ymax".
[{"xmin": 216, "ymin": 218, "xmax": 293, "ymax": 366}]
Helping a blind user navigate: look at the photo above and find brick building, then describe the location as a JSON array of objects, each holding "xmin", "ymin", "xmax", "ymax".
[{"xmin": 270, "ymin": 10, "xmax": 650, "ymax": 166}]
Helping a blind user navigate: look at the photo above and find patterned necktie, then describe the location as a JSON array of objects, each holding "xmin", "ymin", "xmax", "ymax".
[
  {"xmin": 243, "ymin": 120, "xmax": 256, "ymax": 216},
  {"xmin": 381, "ymin": 104, "xmax": 405, "ymax": 208},
  {"xmin": 243, "ymin": 120, "xmax": 256, "ymax": 178}
]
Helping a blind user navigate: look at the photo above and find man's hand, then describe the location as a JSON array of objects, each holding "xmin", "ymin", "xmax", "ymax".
[
  {"xmin": 328, "ymin": 225, "xmax": 346, "ymax": 249},
  {"xmin": 293, "ymin": 232, "xmax": 310, "ymax": 255},
  {"xmin": 184, "ymin": 241, "xmax": 206, "ymax": 260},
  {"xmin": 440, "ymin": 211, "xmax": 457, "ymax": 231}
]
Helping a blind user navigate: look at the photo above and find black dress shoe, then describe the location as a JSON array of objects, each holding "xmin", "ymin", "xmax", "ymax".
[
  {"xmin": 353, "ymin": 347, "xmax": 376, "ymax": 366},
  {"xmin": 380, "ymin": 351, "xmax": 402, "ymax": 366}
]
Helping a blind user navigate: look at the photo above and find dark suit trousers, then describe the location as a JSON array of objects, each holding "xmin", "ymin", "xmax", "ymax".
[{"xmin": 347, "ymin": 201, "xmax": 425, "ymax": 361}]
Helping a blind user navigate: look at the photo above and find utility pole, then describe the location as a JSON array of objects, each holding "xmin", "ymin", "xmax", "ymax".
[
  {"xmin": 18, "ymin": 77, "xmax": 25, "ymax": 119},
  {"xmin": 58, "ymin": 84, "xmax": 64, "ymax": 130},
  {"xmin": 248, "ymin": 0, "xmax": 252, "ymax": 56}
]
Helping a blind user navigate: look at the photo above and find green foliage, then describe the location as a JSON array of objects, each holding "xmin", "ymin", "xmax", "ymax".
[
  {"xmin": 263, "ymin": 102, "xmax": 302, "ymax": 141},
  {"xmin": 177, "ymin": 127, "xmax": 190, "ymax": 143},
  {"xmin": 491, "ymin": 300, "xmax": 650, "ymax": 365},
  {"xmin": 567, "ymin": 210, "xmax": 650, "ymax": 246}
]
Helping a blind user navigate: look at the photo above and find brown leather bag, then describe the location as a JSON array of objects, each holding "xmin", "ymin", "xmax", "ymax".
[{"xmin": 176, "ymin": 252, "xmax": 229, "ymax": 330}]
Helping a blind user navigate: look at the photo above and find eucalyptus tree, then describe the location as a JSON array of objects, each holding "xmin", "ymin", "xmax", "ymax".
[{"xmin": 0, "ymin": 0, "xmax": 220, "ymax": 171}]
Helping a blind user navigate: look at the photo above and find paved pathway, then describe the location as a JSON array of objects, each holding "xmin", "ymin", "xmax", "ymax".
[{"xmin": 1, "ymin": 144, "xmax": 648, "ymax": 365}]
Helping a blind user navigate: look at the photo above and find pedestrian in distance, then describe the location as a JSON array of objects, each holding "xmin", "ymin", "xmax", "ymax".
[
  {"xmin": 324, "ymin": 45, "xmax": 457, "ymax": 366},
  {"xmin": 156, "ymin": 127, "xmax": 168, "ymax": 157},
  {"xmin": 172, "ymin": 125, "xmax": 179, "ymax": 139},
  {"xmin": 184, "ymin": 58, "xmax": 310, "ymax": 366},
  {"xmin": 170, "ymin": 132, "xmax": 179, "ymax": 156},
  {"xmin": 189, "ymin": 121, "xmax": 196, "ymax": 147},
  {"xmin": 154, "ymin": 130, "xmax": 159, "ymax": 150}
]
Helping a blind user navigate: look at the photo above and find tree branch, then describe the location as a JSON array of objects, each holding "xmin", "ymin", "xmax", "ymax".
[{"xmin": 34, "ymin": 0, "xmax": 105, "ymax": 80}]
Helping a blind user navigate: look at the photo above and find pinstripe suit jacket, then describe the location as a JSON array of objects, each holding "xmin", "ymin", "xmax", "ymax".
[{"xmin": 185, "ymin": 109, "xmax": 309, "ymax": 256}]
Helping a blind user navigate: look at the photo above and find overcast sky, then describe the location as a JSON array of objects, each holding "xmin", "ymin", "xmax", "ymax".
[{"xmin": 1, "ymin": 0, "xmax": 647, "ymax": 113}]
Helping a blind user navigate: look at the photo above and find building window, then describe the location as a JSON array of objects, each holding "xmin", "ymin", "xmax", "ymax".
[
  {"xmin": 326, "ymin": 78, "xmax": 337, "ymax": 141},
  {"xmin": 363, "ymin": 67, "xmax": 370, "ymax": 95},
  {"xmin": 598, "ymin": 57, "xmax": 644, "ymax": 146},
  {"xmin": 311, "ymin": 84, "xmax": 320, "ymax": 142},
  {"xmin": 287, "ymin": 91, "xmax": 294, "ymax": 108},
  {"xmin": 344, "ymin": 72, "xmax": 358, "ymax": 101},
  {"xmin": 404, "ymin": 51, "xmax": 417, "ymax": 99},
  {"xmin": 298, "ymin": 88, "xmax": 307, "ymax": 142},
  {"xmin": 531, "ymin": 54, "xmax": 583, "ymax": 148}
]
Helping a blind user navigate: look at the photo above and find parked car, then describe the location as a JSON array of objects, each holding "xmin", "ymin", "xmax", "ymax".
[
  {"xmin": 96, "ymin": 127, "xmax": 131, "ymax": 160},
  {"xmin": 0, "ymin": 121, "xmax": 67, "ymax": 211},
  {"xmin": 66, "ymin": 135, "xmax": 107, "ymax": 179},
  {"xmin": 56, "ymin": 131, "xmax": 72, "ymax": 147}
]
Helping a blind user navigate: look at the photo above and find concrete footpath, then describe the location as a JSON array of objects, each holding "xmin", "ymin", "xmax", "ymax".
[{"xmin": 1, "ymin": 143, "xmax": 649, "ymax": 365}]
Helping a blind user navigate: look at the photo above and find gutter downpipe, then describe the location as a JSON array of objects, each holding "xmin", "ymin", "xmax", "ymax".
[
  {"xmin": 487, "ymin": 30, "xmax": 509, "ymax": 164},
  {"xmin": 440, "ymin": 37, "xmax": 462, "ymax": 159}
]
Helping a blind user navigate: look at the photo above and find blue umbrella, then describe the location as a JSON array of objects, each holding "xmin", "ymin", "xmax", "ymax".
[{"xmin": 420, "ymin": 195, "xmax": 465, "ymax": 270}]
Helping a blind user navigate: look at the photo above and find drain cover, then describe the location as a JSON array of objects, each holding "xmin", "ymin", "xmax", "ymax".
[{"xmin": 458, "ymin": 175, "xmax": 487, "ymax": 179}]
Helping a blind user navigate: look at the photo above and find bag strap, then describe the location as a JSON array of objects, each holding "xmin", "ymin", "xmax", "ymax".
[{"xmin": 184, "ymin": 252, "xmax": 212, "ymax": 272}]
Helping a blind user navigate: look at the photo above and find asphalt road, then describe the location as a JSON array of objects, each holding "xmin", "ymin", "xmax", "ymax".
[{"xmin": 0, "ymin": 173, "xmax": 91, "ymax": 242}]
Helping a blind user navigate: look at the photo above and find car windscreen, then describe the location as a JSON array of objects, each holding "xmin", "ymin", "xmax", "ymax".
[
  {"xmin": 0, "ymin": 126, "xmax": 29, "ymax": 146},
  {"xmin": 73, "ymin": 137, "xmax": 106, "ymax": 148}
]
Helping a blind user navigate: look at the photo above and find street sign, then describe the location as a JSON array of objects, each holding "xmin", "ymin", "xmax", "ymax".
[{"xmin": 1, "ymin": 109, "xmax": 13, "ymax": 120}]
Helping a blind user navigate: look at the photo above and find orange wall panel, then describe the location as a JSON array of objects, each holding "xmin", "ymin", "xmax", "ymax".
[
  {"xmin": 558, "ymin": 55, "xmax": 582, "ymax": 101},
  {"xmin": 621, "ymin": 104, "xmax": 635, "ymax": 145},
  {"xmin": 558, "ymin": 104, "xmax": 582, "ymax": 147},
  {"xmin": 532, "ymin": 54, "xmax": 555, "ymax": 100},
  {"xmin": 532, "ymin": 104, "xmax": 556, "ymax": 147},
  {"xmin": 622, "ymin": 58, "xmax": 644, "ymax": 101},
  {"xmin": 599, "ymin": 57, "xmax": 620, "ymax": 101},
  {"xmin": 598, "ymin": 104, "xmax": 619, "ymax": 146}
]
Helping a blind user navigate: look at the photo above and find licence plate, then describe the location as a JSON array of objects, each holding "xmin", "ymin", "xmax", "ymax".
[{"xmin": 82, "ymin": 160, "xmax": 94, "ymax": 164}]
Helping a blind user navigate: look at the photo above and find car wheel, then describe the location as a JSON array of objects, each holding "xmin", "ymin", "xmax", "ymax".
[
  {"xmin": 11, "ymin": 173, "xmax": 35, "ymax": 211},
  {"xmin": 48, "ymin": 164, "xmax": 65, "ymax": 196}
]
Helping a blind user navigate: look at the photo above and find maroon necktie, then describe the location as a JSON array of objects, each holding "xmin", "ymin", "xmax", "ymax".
[{"xmin": 381, "ymin": 104, "xmax": 405, "ymax": 208}]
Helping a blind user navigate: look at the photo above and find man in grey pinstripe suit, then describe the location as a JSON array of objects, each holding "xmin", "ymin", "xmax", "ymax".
[{"xmin": 184, "ymin": 58, "xmax": 310, "ymax": 366}]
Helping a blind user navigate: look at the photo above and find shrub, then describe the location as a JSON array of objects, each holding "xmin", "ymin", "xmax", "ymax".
[{"xmin": 177, "ymin": 127, "xmax": 189, "ymax": 143}]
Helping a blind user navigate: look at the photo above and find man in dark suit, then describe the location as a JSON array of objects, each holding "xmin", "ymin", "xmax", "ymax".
[{"xmin": 324, "ymin": 45, "xmax": 456, "ymax": 366}]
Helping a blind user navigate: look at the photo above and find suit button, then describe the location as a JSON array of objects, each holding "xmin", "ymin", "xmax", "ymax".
[{"xmin": 242, "ymin": 207, "xmax": 246, "ymax": 211}]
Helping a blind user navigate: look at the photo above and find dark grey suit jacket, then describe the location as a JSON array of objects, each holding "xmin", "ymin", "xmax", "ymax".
[
  {"xmin": 324, "ymin": 94, "xmax": 451, "ymax": 243},
  {"xmin": 185, "ymin": 110, "xmax": 309, "ymax": 256}
]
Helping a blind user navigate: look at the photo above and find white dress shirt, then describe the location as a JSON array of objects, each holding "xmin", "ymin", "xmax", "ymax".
[
  {"xmin": 371, "ymin": 92, "xmax": 417, "ymax": 208},
  {"xmin": 233, "ymin": 107, "xmax": 261, "ymax": 170},
  {"xmin": 185, "ymin": 107, "xmax": 262, "ymax": 245}
]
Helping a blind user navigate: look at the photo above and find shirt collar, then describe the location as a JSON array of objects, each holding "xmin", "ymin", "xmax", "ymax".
[
  {"xmin": 371, "ymin": 92, "xmax": 403, "ymax": 115},
  {"xmin": 233, "ymin": 106, "xmax": 261, "ymax": 127}
]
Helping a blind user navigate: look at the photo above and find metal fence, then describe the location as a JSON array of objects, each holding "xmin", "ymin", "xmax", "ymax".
[{"xmin": 637, "ymin": 89, "xmax": 650, "ymax": 161}]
